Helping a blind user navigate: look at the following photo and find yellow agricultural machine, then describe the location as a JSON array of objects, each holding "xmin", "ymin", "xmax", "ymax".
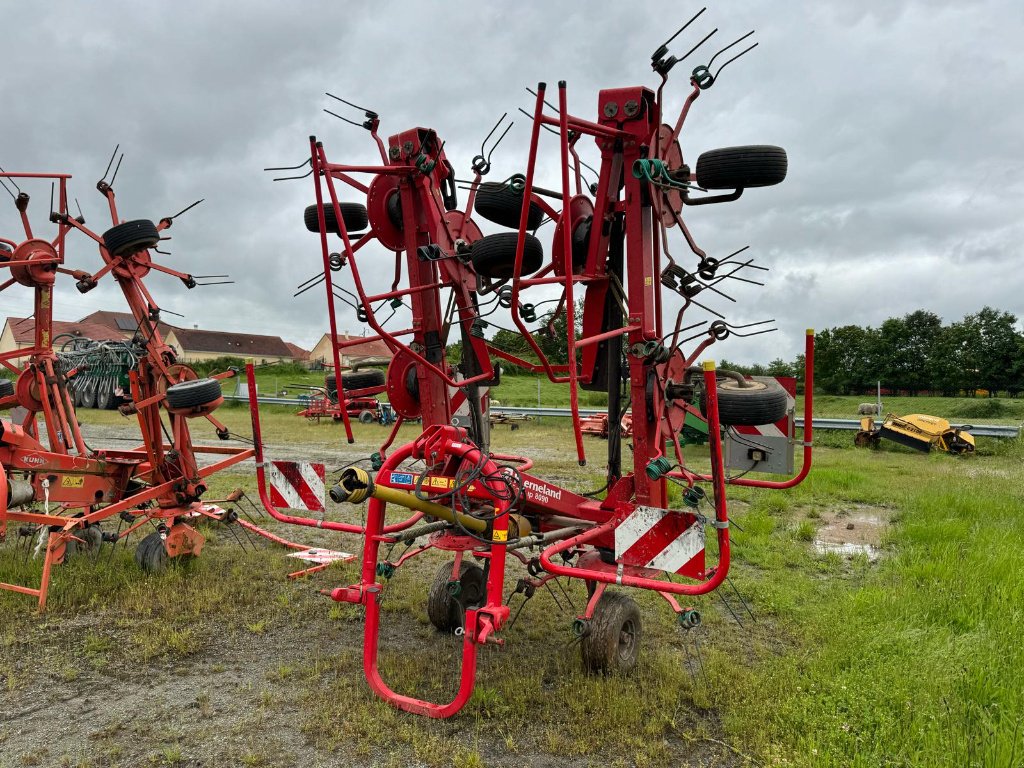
[{"xmin": 855, "ymin": 413, "xmax": 975, "ymax": 454}]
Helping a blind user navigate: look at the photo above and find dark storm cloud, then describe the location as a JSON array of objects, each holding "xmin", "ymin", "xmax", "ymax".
[{"xmin": 1, "ymin": 0, "xmax": 1020, "ymax": 364}]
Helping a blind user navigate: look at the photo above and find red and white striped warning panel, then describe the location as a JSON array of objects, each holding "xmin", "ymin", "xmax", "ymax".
[
  {"xmin": 287, "ymin": 548, "xmax": 354, "ymax": 565},
  {"xmin": 733, "ymin": 376, "xmax": 796, "ymax": 437},
  {"xmin": 267, "ymin": 461, "xmax": 326, "ymax": 512},
  {"xmin": 614, "ymin": 506, "xmax": 705, "ymax": 580}
]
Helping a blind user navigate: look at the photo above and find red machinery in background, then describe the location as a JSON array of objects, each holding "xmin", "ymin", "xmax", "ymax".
[
  {"xmin": 0, "ymin": 163, "xmax": 254, "ymax": 610},
  {"xmin": 295, "ymin": 369, "xmax": 390, "ymax": 424},
  {"xmin": 252, "ymin": 12, "xmax": 814, "ymax": 718}
]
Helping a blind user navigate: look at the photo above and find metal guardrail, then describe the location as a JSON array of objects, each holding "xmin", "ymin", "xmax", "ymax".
[{"xmin": 228, "ymin": 397, "xmax": 1021, "ymax": 439}]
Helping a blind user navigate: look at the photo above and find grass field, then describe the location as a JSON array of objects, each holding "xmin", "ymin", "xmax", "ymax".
[{"xmin": 0, "ymin": 402, "xmax": 1022, "ymax": 766}]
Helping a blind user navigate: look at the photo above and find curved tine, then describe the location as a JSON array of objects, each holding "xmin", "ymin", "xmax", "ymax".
[
  {"xmin": 730, "ymin": 326, "xmax": 777, "ymax": 339},
  {"xmin": 109, "ymin": 153, "xmax": 124, "ymax": 187},
  {"xmin": 165, "ymin": 198, "xmax": 204, "ymax": 223},
  {"xmin": 99, "ymin": 144, "xmax": 119, "ymax": 183},
  {"xmin": 706, "ymin": 30, "xmax": 755, "ymax": 70},
  {"xmin": 479, "ymin": 112, "xmax": 508, "ymax": 157},
  {"xmin": 680, "ymin": 28, "xmax": 718, "ymax": 62},
  {"xmin": 325, "ymin": 92, "xmax": 375, "ymax": 116},
  {"xmin": 715, "ymin": 43, "xmax": 759, "ymax": 79},
  {"xmin": 726, "ymin": 318, "xmax": 775, "ymax": 331},
  {"xmin": 273, "ymin": 168, "xmax": 313, "ymax": 182},
  {"xmin": 324, "ymin": 109, "xmax": 364, "ymax": 129},
  {"xmin": 0, "ymin": 165, "xmax": 20, "ymax": 197},
  {"xmin": 657, "ymin": 7, "xmax": 707, "ymax": 52},
  {"xmin": 263, "ymin": 158, "xmax": 311, "ymax": 172},
  {"xmin": 486, "ymin": 123, "xmax": 514, "ymax": 165}
]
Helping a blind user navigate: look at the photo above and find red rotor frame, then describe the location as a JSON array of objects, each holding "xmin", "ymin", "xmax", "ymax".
[{"xmin": 251, "ymin": 27, "xmax": 816, "ymax": 718}]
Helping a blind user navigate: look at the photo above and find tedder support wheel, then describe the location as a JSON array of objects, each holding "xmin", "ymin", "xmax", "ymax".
[
  {"xmin": 165, "ymin": 377, "xmax": 222, "ymax": 410},
  {"xmin": 580, "ymin": 591, "xmax": 642, "ymax": 674},
  {"xmin": 427, "ymin": 560, "xmax": 485, "ymax": 633},
  {"xmin": 0, "ymin": 378, "xmax": 14, "ymax": 399},
  {"xmin": 473, "ymin": 181, "xmax": 545, "ymax": 230},
  {"xmin": 695, "ymin": 145, "xmax": 788, "ymax": 190},
  {"xmin": 471, "ymin": 232, "xmax": 544, "ymax": 279},
  {"xmin": 64, "ymin": 525, "xmax": 103, "ymax": 561},
  {"xmin": 328, "ymin": 370, "xmax": 385, "ymax": 392},
  {"xmin": 702, "ymin": 376, "xmax": 789, "ymax": 427},
  {"xmin": 304, "ymin": 203, "xmax": 369, "ymax": 235},
  {"xmin": 134, "ymin": 532, "xmax": 169, "ymax": 573},
  {"xmin": 102, "ymin": 219, "xmax": 161, "ymax": 257},
  {"xmin": 358, "ymin": 409, "xmax": 376, "ymax": 424}
]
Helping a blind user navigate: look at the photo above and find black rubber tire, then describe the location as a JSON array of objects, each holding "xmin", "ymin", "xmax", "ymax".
[
  {"xmin": 471, "ymin": 232, "xmax": 544, "ymax": 279},
  {"xmin": 695, "ymin": 145, "xmax": 788, "ymax": 189},
  {"xmin": 427, "ymin": 561, "xmax": 485, "ymax": 633},
  {"xmin": 81, "ymin": 379, "xmax": 98, "ymax": 409},
  {"xmin": 386, "ymin": 189, "xmax": 404, "ymax": 229},
  {"xmin": 134, "ymin": 532, "xmax": 168, "ymax": 573},
  {"xmin": 165, "ymin": 378, "xmax": 222, "ymax": 409},
  {"xmin": 73, "ymin": 381, "xmax": 87, "ymax": 408},
  {"xmin": 473, "ymin": 182, "xmax": 544, "ymax": 230},
  {"xmin": 358, "ymin": 409, "xmax": 376, "ymax": 424},
  {"xmin": 701, "ymin": 376, "xmax": 789, "ymax": 426},
  {"xmin": 580, "ymin": 591, "xmax": 642, "ymax": 674},
  {"xmin": 64, "ymin": 526, "xmax": 103, "ymax": 562},
  {"xmin": 96, "ymin": 380, "xmax": 113, "ymax": 411},
  {"xmin": 332, "ymin": 370, "xmax": 385, "ymax": 392},
  {"xmin": 304, "ymin": 203, "xmax": 369, "ymax": 235},
  {"xmin": 102, "ymin": 219, "xmax": 160, "ymax": 257},
  {"xmin": 0, "ymin": 378, "xmax": 13, "ymax": 398},
  {"xmin": 571, "ymin": 216, "xmax": 592, "ymax": 270}
]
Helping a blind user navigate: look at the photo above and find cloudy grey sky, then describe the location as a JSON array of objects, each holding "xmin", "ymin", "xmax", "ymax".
[{"xmin": 1, "ymin": 1, "xmax": 1021, "ymax": 365}]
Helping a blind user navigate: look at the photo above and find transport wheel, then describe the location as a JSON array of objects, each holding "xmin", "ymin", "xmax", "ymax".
[
  {"xmin": 473, "ymin": 181, "xmax": 544, "ymax": 230},
  {"xmin": 471, "ymin": 232, "xmax": 544, "ymax": 279},
  {"xmin": 96, "ymin": 380, "xmax": 113, "ymax": 410},
  {"xmin": 580, "ymin": 591, "xmax": 642, "ymax": 674},
  {"xmin": 102, "ymin": 219, "xmax": 160, "ymax": 257},
  {"xmin": 134, "ymin": 532, "xmax": 169, "ymax": 573},
  {"xmin": 81, "ymin": 379, "xmax": 98, "ymax": 409},
  {"xmin": 64, "ymin": 526, "xmax": 103, "ymax": 561},
  {"xmin": 695, "ymin": 145, "xmax": 787, "ymax": 189},
  {"xmin": 701, "ymin": 376, "xmax": 788, "ymax": 427},
  {"xmin": 571, "ymin": 216, "xmax": 592, "ymax": 271},
  {"xmin": 427, "ymin": 561, "xmax": 485, "ymax": 633},
  {"xmin": 0, "ymin": 378, "xmax": 14, "ymax": 399},
  {"xmin": 165, "ymin": 377, "xmax": 222, "ymax": 409},
  {"xmin": 358, "ymin": 409, "xmax": 376, "ymax": 424},
  {"xmin": 304, "ymin": 202, "xmax": 369, "ymax": 234},
  {"xmin": 330, "ymin": 370, "xmax": 385, "ymax": 391}
]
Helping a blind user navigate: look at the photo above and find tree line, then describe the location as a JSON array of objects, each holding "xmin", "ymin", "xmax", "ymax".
[
  {"xmin": 810, "ymin": 308, "xmax": 1024, "ymax": 396},
  {"xmin": 467, "ymin": 305, "xmax": 1024, "ymax": 397}
]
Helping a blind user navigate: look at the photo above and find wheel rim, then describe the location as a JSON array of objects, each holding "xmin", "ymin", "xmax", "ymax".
[{"xmin": 617, "ymin": 618, "xmax": 637, "ymax": 662}]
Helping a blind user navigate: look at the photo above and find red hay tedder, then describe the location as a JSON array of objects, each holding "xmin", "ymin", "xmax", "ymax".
[
  {"xmin": 249, "ymin": 11, "xmax": 816, "ymax": 719},
  {"xmin": 0, "ymin": 161, "xmax": 261, "ymax": 610}
]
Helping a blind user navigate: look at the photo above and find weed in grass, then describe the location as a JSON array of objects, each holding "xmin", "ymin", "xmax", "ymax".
[
  {"xmin": 158, "ymin": 745, "xmax": 183, "ymax": 765},
  {"xmin": 246, "ymin": 620, "xmax": 266, "ymax": 634},
  {"xmin": 795, "ymin": 520, "xmax": 816, "ymax": 542}
]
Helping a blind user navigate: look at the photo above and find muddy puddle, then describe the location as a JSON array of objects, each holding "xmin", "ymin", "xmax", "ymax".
[{"xmin": 813, "ymin": 505, "xmax": 888, "ymax": 561}]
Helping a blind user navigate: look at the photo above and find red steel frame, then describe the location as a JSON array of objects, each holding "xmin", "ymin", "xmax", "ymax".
[
  {"xmin": 0, "ymin": 171, "xmax": 254, "ymax": 610},
  {"xmin": 250, "ymin": 46, "xmax": 815, "ymax": 718}
]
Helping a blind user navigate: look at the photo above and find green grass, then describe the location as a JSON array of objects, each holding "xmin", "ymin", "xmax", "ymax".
[{"xmin": 4, "ymin": 399, "xmax": 1024, "ymax": 765}]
